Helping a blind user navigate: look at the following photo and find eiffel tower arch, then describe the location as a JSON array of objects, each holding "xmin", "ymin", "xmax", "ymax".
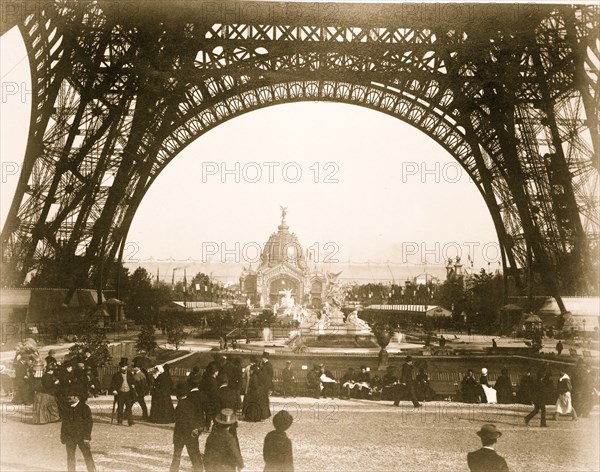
[{"xmin": 1, "ymin": 1, "xmax": 598, "ymax": 312}]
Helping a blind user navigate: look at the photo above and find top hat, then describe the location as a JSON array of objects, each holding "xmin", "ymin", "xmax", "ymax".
[
  {"xmin": 215, "ymin": 408, "xmax": 237, "ymax": 425},
  {"xmin": 119, "ymin": 357, "xmax": 128, "ymax": 368},
  {"xmin": 273, "ymin": 410, "xmax": 293, "ymax": 432},
  {"xmin": 405, "ymin": 356, "xmax": 413, "ymax": 362},
  {"xmin": 476, "ymin": 424, "xmax": 502, "ymax": 439}
]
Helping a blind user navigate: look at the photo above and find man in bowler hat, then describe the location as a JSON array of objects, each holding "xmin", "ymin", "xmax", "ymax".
[
  {"xmin": 61, "ymin": 389, "xmax": 96, "ymax": 472},
  {"xmin": 170, "ymin": 383, "xmax": 204, "ymax": 472},
  {"xmin": 204, "ymin": 409, "xmax": 244, "ymax": 472},
  {"xmin": 467, "ymin": 424, "xmax": 509, "ymax": 472}
]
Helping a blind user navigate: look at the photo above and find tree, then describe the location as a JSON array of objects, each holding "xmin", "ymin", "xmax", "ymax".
[
  {"xmin": 166, "ymin": 319, "xmax": 187, "ymax": 350},
  {"xmin": 67, "ymin": 315, "xmax": 111, "ymax": 366},
  {"xmin": 230, "ymin": 305, "xmax": 250, "ymax": 328},
  {"xmin": 256, "ymin": 309, "xmax": 275, "ymax": 328},
  {"xmin": 126, "ymin": 267, "xmax": 154, "ymax": 323},
  {"xmin": 466, "ymin": 269, "xmax": 503, "ymax": 331},
  {"xmin": 136, "ymin": 323, "xmax": 158, "ymax": 354}
]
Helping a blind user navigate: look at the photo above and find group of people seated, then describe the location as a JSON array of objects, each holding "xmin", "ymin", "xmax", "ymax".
[{"xmin": 301, "ymin": 362, "xmax": 436, "ymax": 402}]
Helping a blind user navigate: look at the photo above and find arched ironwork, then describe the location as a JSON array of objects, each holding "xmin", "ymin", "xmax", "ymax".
[{"xmin": 1, "ymin": 1, "xmax": 598, "ymax": 312}]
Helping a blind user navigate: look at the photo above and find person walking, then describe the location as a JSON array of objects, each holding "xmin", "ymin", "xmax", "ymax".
[
  {"xmin": 394, "ymin": 356, "xmax": 421, "ymax": 408},
  {"xmin": 258, "ymin": 359, "xmax": 273, "ymax": 420},
  {"xmin": 467, "ymin": 424, "xmax": 509, "ymax": 472},
  {"xmin": 204, "ymin": 409, "xmax": 244, "ymax": 472},
  {"xmin": 169, "ymin": 383, "xmax": 204, "ymax": 472},
  {"xmin": 263, "ymin": 410, "xmax": 294, "ymax": 472},
  {"xmin": 553, "ymin": 369, "xmax": 577, "ymax": 421},
  {"xmin": 110, "ymin": 360, "xmax": 136, "ymax": 426},
  {"xmin": 33, "ymin": 365, "xmax": 60, "ymax": 424},
  {"xmin": 202, "ymin": 364, "xmax": 221, "ymax": 429},
  {"xmin": 132, "ymin": 366, "xmax": 150, "ymax": 420},
  {"xmin": 150, "ymin": 364, "xmax": 175, "ymax": 424},
  {"xmin": 555, "ymin": 340, "xmax": 563, "ymax": 356},
  {"xmin": 524, "ymin": 369, "xmax": 548, "ymax": 427},
  {"xmin": 218, "ymin": 375, "xmax": 242, "ymax": 452},
  {"xmin": 242, "ymin": 364, "xmax": 262, "ymax": 422},
  {"xmin": 61, "ymin": 389, "xmax": 96, "ymax": 472}
]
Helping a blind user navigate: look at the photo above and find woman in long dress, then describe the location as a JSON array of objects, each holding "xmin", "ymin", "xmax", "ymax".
[
  {"xmin": 553, "ymin": 370, "xmax": 577, "ymax": 421},
  {"xmin": 494, "ymin": 368, "xmax": 513, "ymax": 404},
  {"xmin": 32, "ymin": 366, "xmax": 60, "ymax": 424},
  {"xmin": 243, "ymin": 364, "xmax": 263, "ymax": 422},
  {"xmin": 479, "ymin": 368, "xmax": 497, "ymax": 404},
  {"xmin": 258, "ymin": 364, "xmax": 272, "ymax": 421},
  {"xmin": 150, "ymin": 364, "xmax": 175, "ymax": 423}
]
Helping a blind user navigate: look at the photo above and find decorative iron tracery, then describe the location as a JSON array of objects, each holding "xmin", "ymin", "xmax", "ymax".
[{"xmin": 0, "ymin": 1, "xmax": 598, "ymax": 312}]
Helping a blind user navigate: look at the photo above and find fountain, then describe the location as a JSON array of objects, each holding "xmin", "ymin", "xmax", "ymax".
[{"xmin": 296, "ymin": 271, "xmax": 377, "ymax": 348}]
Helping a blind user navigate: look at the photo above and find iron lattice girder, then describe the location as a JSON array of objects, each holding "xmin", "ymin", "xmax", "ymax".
[{"xmin": 0, "ymin": 1, "xmax": 598, "ymax": 301}]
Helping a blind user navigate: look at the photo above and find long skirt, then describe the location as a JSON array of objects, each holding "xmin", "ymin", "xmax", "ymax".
[
  {"xmin": 32, "ymin": 392, "xmax": 60, "ymax": 424},
  {"xmin": 150, "ymin": 392, "xmax": 175, "ymax": 423},
  {"xmin": 556, "ymin": 392, "xmax": 573, "ymax": 414},
  {"xmin": 481, "ymin": 385, "xmax": 497, "ymax": 404},
  {"xmin": 242, "ymin": 389, "xmax": 262, "ymax": 422},
  {"xmin": 259, "ymin": 388, "xmax": 271, "ymax": 420}
]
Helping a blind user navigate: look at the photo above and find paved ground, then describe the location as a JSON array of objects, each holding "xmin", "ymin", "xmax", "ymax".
[{"xmin": 0, "ymin": 396, "xmax": 597, "ymax": 472}]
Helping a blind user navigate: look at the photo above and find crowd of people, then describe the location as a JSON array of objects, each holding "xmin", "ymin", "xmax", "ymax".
[
  {"xmin": 11, "ymin": 347, "xmax": 100, "ymax": 425},
  {"xmin": 3, "ymin": 347, "xmax": 598, "ymax": 471},
  {"xmin": 457, "ymin": 360, "xmax": 598, "ymax": 421}
]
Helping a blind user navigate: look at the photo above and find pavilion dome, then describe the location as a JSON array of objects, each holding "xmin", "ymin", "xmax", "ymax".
[{"xmin": 260, "ymin": 220, "xmax": 307, "ymax": 270}]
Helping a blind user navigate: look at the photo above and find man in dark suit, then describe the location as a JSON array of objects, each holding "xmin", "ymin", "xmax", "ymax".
[
  {"xmin": 218, "ymin": 375, "xmax": 242, "ymax": 452},
  {"xmin": 204, "ymin": 409, "xmax": 244, "ymax": 472},
  {"xmin": 467, "ymin": 424, "xmax": 509, "ymax": 472},
  {"xmin": 61, "ymin": 389, "xmax": 96, "ymax": 472},
  {"xmin": 132, "ymin": 366, "xmax": 150, "ymax": 420},
  {"xmin": 170, "ymin": 383, "xmax": 204, "ymax": 472},
  {"xmin": 393, "ymin": 356, "xmax": 421, "ymax": 407},
  {"xmin": 110, "ymin": 360, "xmax": 136, "ymax": 426},
  {"xmin": 524, "ymin": 369, "xmax": 548, "ymax": 427},
  {"xmin": 187, "ymin": 378, "xmax": 207, "ymax": 429}
]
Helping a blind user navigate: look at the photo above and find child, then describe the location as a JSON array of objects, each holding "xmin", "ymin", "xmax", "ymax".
[{"xmin": 263, "ymin": 410, "xmax": 294, "ymax": 472}]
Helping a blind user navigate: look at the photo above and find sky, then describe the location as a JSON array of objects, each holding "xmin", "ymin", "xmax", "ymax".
[{"xmin": 0, "ymin": 1, "xmax": 505, "ymax": 274}]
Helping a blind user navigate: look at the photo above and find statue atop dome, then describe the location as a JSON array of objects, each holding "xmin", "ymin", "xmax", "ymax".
[{"xmin": 280, "ymin": 205, "xmax": 288, "ymax": 225}]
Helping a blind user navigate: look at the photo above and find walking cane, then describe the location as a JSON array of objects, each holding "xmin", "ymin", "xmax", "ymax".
[{"xmin": 110, "ymin": 395, "xmax": 117, "ymax": 425}]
